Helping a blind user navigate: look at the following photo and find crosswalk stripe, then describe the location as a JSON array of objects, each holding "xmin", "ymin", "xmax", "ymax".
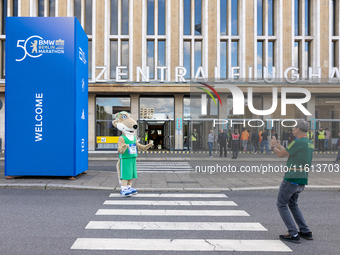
[
  {"xmin": 109, "ymin": 193, "xmax": 228, "ymax": 198},
  {"xmin": 95, "ymin": 209, "xmax": 249, "ymax": 216},
  {"xmin": 85, "ymin": 221, "xmax": 267, "ymax": 231},
  {"xmin": 103, "ymin": 200, "xmax": 237, "ymax": 206},
  {"xmin": 71, "ymin": 238, "xmax": 292, "ymax": 252}
]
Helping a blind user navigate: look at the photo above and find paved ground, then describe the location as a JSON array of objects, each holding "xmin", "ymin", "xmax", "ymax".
[
  {"xmin": 1, "ymin": 151, "xmax": 339, "ymax": 191},
  {"xmin": 1, "ymin": 189, "xmax": 340, "ymax": 255}
]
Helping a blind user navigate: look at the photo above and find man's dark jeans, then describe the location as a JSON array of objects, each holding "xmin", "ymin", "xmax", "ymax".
[
  {"xmin": 277, "ymin": 180, "xmax": 310, "ymax": 236},
  {"xmin": 220, "ymin": 143, "xmax": 227, "ymax": 157}
]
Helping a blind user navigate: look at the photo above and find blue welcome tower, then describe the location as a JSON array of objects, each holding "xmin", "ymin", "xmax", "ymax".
[{"xmin": 5, "ymin": 17, "xmax": 88, "ymax": 177}]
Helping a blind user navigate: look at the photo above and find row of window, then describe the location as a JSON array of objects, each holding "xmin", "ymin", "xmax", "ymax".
[
  {"xmin": 1, "ymin": 0, "xmax": 340, "ymax": 81},
  {"xmin": 5, "ymin": 0, "xmax": 338, "ymax": 37}
]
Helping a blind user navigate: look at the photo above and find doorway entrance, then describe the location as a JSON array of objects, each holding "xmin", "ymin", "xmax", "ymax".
[{"xmin": 138, "ymin": 120, "xmax": 174, "ymax": 151}]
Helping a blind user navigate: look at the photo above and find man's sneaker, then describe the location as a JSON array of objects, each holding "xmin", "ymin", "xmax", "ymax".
[
  {"xmin": 333, "ymin": 161, "xmax": 338, "ymax": 164},
  {"xmin": 120, "ymin": 189, "xmax": 132, "ymax": 197},
  {"xmin": 298, "ymin": 231, "xmax": 313, "ymax": 240},
  {"xmin": 279, "ymin": 234, "xmax": 301, "ymax": 243},
  {"xmin": 128, "ymin": 187, "xmax": 138, "ymax": 195}
]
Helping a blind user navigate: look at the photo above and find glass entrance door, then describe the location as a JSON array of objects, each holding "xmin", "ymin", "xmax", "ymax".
[
  {"xmin": 138, "ymin": 120, "xmax": 174, "ymax": 151},
  {"xmin": 183, "ymin": 120, "xmax": 191, "ymax": 150},
  {"xmin": 137, "ymin": 120, "xmax": 147, "ymax": 145},
  {"xmin": 164, "ymin": 120, "xmax": 174, "ymax": 150}
]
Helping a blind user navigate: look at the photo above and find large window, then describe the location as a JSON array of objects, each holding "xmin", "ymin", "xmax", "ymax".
[
  {"xmin": 184, "ymin": 97, "xmax": 218, "ymax": 120},
  {"xmin": 315, "ymin": 98, "xmax": 340, "ymax": 139},
  {"xmin": 331, "ymin": 0, "xmax": 339, "ymax": 70},
  {"xmin": 96, "ymin": 97, "xmax": 131, "ymax": 149},
  {"xmin": 140, "ymin": 97, "xmax": 174, "ymax": 120},
  {"xmin": 145, "ymin": 0, "xmax": 167, "ymax": 80},
  {"xmin": 294, "ymin": 0, "xmax": 311, "ymax": 36},
  {"xmin": 219, "ymin": 0, "xmax": 239, "ymax": 80},
  {"xmin": 256, "ymin": 0, "xmax": 276, "ymax": 80},
  {"xmin": 37, "ymin": 0, "xmax": 56, "ymax": 17},
  {"xmin": 110, "ymin": 0, "xmax": 130, "ymax": 80},
  {"xmin": 74, "ymin": 0, "xmax": 92, "ymax": 35},
  {"xmin": 73, "ymin": 0, "xmax": 93, "ymax": 81},
  {"xmin": 293, "ymin": 0, "xmax": 313, "ymax": 79},
  {"xmin": 181, "ymin": 0, "xmax": 204, "ymax": 79}
]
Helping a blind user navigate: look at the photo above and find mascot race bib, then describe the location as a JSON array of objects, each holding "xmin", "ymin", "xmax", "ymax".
[{"xmin": 128, "ymin": 143, "xmax": 137, "ymax": 155}]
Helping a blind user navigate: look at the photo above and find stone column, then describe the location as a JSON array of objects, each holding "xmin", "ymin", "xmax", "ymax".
[
  {"xmin": 58, "ymin": 0, "xmax": 68, "ymax": 17},
  {"xmin": 130, "ymin": 94, "xmax": 140, "ymax": 120},
  {"xmin": 88, "ymin": 94, "xmax": 96, "ymax": 151},
  {"xmin": 21, "ymin": 0, "xmax": 30, "ymax": 16},
  {"xmin": 174, "ymin": 94, "xmax": 184, "ymax": 150}
]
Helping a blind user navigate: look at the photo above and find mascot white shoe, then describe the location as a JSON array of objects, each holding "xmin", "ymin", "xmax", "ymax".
[{"xmin": 112, "ymin": 111, "xmax": 153, "ymax": 197}]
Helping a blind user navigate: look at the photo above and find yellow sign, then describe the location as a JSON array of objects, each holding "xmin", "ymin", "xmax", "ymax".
[{"xmin": 96, "ymin": 136, "xmax": 119, "ymax": 143}]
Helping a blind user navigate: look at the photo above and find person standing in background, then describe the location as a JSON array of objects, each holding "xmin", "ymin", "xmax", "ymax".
[
  {"xmin": 282, "ymin": 129, "xmax": 289, "ymax": 148},
  {"xmin": 241, "ymin": 128, "xmax": 249, "ymax": 152},
  {"xmin": 208, "ymin": 130, "xmax": 214, "ymax": 157},
  {"xmin": 217, "ymin": 129, "xmax": 228, "ymax": 157},
  {"xmin": 247, "ymin": 130, "xmax": 252, "ymax": 151},
  {"xmin": 317, "ymin": 127, "xmax": 325, "ymax": 152},
  {"xmin": 251, "ymin": 130, "xmax": 259, "ymax": 154},
  {"xmin": 261, "ymin": 129, "xmax": 270, "ymax": 155},
  {"xmin": 272, "ymin": 129, "xmax": 278, "ymax": 140},
  {"xmin": 227, "ymin": 130, "xmax": 232, "ymax": 149},
  {"xmin": 191, "ymin": 128, "xmax": 198, "ymax": 152},
  {"xmin": 325, "ymin": 128, "xmax": 331, "ymax": 151},
  {"xmin": 333, "ymin": 132, "xmax": 340, "ymax": 164},
  {"xmin": 231, "ymin": 129, "xmax": 240, "ymax": 159},
  {"xmin": 306, "ymin": 129, "xmax": 314, "ymax": 150}
]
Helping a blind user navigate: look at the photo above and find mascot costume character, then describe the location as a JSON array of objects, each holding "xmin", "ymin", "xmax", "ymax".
[{"xmin": 112, "ymin": 111, "xmax": 153, "ymax": 196}]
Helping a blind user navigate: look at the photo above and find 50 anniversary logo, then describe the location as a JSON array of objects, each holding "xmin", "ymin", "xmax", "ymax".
[{"xmin": 15, "ymin": 35, "xmax": 65, "ymax": 62}]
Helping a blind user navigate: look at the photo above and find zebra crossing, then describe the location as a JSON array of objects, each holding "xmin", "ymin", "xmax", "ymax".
[
  {"xmin": 136, "ymin": 161, "xmax": 193, "ymax": 173},
  {"xmin": 71, "ymin": 193, "xmax": 292, "ymax": 253}
]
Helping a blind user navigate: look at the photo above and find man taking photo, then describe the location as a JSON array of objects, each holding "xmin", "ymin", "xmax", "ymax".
[{"xmin": 271, "ymin": 120, "xmax": 313, "ymax": 244}]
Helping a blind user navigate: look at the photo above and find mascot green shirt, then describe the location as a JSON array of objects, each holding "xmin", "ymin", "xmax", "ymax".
[{"xmin": 119, "ymin": 135, "xmax": 138, "ymax": 180}]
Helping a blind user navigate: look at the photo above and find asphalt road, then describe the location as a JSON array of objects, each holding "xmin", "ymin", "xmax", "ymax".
[{"xmin": 0, "ymin": 189, "xmax": 339, "ymax": 255}]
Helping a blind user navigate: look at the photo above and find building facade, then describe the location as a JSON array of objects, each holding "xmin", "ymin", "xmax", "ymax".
[{"xmin": 0, "ymin": 0, "xmax": 340, "ymax": 152}]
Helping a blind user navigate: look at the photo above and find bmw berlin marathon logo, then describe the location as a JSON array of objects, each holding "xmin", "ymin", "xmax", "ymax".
[{"xmin": 16, "ymin": 35, "xmax": 65, "ymax": 61}]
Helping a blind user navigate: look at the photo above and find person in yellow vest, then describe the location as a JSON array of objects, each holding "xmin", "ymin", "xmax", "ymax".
[
  {"xmin": 317, "ymin": 127, "xmax": 325, "ymax": 152},
  {"xmin": 306, "ymin": 129, "xmax": 314, "ymax": 152},
  {"xmin": 306, "ymin": 129, "xmax": 314, "ymax": 143},
  {"xmin": 144, "ymin": 130, "xmax": 148, "ymax": 144},
  {"xmin": 191, "ymin": 128, "xmax": 198, "ymax": 151}
]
